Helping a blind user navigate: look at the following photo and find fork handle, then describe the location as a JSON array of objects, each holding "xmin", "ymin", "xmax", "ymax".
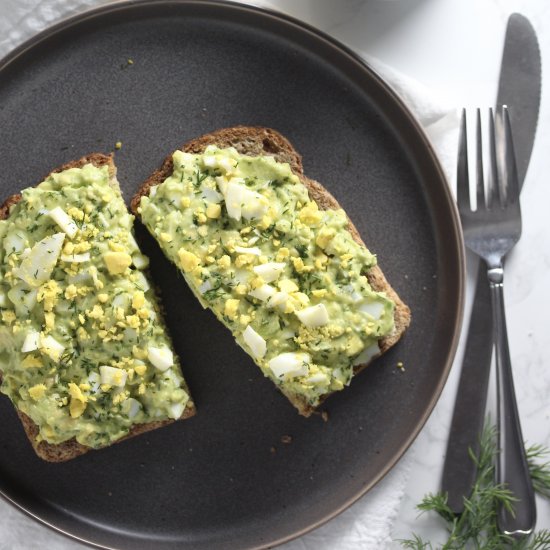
[{"xmin": 488, "ymin": 267, "xmax": 536, "ymax": 536}]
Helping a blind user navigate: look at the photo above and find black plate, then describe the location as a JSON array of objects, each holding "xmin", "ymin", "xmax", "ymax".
[{"xmin": 0, "ymin": 1, "xmax": 464, "ymax": 548}]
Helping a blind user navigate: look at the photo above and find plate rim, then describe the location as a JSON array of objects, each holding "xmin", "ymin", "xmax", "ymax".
[{"xmin": 0, "ymin": 1, "xmax": 465, "ymax": 548}]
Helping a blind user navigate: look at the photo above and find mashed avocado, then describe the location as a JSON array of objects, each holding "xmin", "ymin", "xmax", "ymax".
[
  {"xmin": 139, "ymin": 146, "xmax": 395, "ymax": 407},
  {"xmin": 0, "ymin": 164, "xmax": 190, "ymax": 448}
]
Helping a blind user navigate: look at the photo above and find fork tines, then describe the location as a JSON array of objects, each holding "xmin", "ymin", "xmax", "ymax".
[{"xmin": 457, "ymin": 106, "xmax": 520, "ymax": 213}]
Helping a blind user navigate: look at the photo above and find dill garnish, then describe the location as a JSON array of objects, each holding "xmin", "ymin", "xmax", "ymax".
[{"xmin": 399, "ymin": 422, "xmax": 550, "ymax": 549}]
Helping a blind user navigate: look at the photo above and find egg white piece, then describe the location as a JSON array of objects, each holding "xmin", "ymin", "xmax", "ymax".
[
  {"xmin": 168, "ymin": 402, "xmax": 185, "ymax": 420},
  {"xmin": 248, "ymin": 284, "xmax": 276, "ymax": 302},
  {"xmin": 253, "ymin": 262, "xmax": 286, "ymax": 283},
  {"xmin": 279, "ymin": 328, "xmax": 296, "ymax": 340},
  {"xmin": 87, "ymin": 372, "xmax": 101, "ymax": 394},
  {"xmin": 122, "ymin": 397, "xmax": 142, "ymax": 419},
  {"xmin": 358, "ymin": 301, "xmax": 384, "ymax": 319},
  {"xmin": 243, "ymin": 325, "xmax": 267, "ymax": 359},
  {"xmin": 198, "ymin": 280, "xmax": 213, "ymax": 295},
  {"xmin": 60, "ymin": 252, "xmax": 91, "ymax": 263},
  {"xmin": 132, "ymin": 253, "xmax": 150, "ymax": 270},
  {"xmin": 21, "ymin": 330, "xmax": 40, "ymax": 353},
  {"xmin": 112, "ymin": 293, "xmax": 130, "ymax": 310},
  {"xmin": 295, "ymin": 303, "xmax": 329, "ymax": 328},
  {"xmin": 234, "ymin": 245, "xmax": 262, "ymax": 256},
  {"xmin": 49, "ymin": 207, "xmax": 79, "ymax": 238},
  {"xmin": 241, "ymin": 189, "xmax": 269, "ymax": 221},
  {"xmin": 201, "ymin": 185, "xmax": 223, "ymax": 204},
  {"xmin": 342, "ymin": 283, "xmax": 363, "ymax": 303},
  {"xmin": 233, "ymin": 269, "xmax": 249, "ymax": 285},
  {"xmin": 352, "ymin": 343, "xmax": 380, "ymax": 367},
  {"xmin": 147, "ymin": 345, "xmax": 174, "ymax": 371},
  {"xmin": 303, "ymin": 372, "xmax": 329, "ymax": 385},
  {"xmin": 3, "ymin": 231, "xmax": 26, "ymax": 254},
  {"xmin": 40, "ymin": 334, "xmax": 65, "ymax": 362},
  {"xmin": 202, "ymin": 154, "xmax": 217, "ymax": 168},
  {"xmin": 12, "ymin": 232, "xmax": 65, "ymax": 287},
  {"xmin": 224, "ymin": 181, "xmax": 244, "ymax": 220},
  {"xmin": 218, "ymin": 156, "xmax": 238, "ymax": 174},
  {"xmin": 133, "ymin": 271, "xmax": 150, "ymax": 291},
  {"xmin": 268, "ymin": 352, "xmax": 310, "ymax": 379},
  {"xmin": 7, "ymin": 285, "xmax": 37, "ymax": 317},
  {"xmin": 215, "ymin": 176, "xmax": 229, "ymax": 195},
  {"xmin": 99, "ymin": 365, "xmax": 128, "ymax": 387},
  {"xmin": 267, "ymin": 291, "xmax": 289, "ymax": 310}
]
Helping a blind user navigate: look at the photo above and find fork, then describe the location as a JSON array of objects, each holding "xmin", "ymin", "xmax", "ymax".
[{"xmin": 457, "ymin": 106, "xmax": 536, "ymax": 536}]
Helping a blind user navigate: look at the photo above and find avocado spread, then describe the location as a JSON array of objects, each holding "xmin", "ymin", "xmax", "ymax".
[
  {"xmin": 139, "ymin": 146, "xmax": 395, "ymax": 407},
  {"xmin": 0, "ymin": 164, "xmax": 190, "ymax": 448}
]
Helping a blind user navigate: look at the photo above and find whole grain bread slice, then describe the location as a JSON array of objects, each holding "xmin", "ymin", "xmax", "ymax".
[
  {"xmin": 0, "ymin": 154, "xmax": 196, "ymax": 462},
  {"xmin": 131, "ymin": 127, "xmax": 411, "ymax": 416}
]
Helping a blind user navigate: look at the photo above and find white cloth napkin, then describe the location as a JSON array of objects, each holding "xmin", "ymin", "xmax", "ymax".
[{"xmin": 0, "ymin": 1, "xmax": 458, "ymax": 548}]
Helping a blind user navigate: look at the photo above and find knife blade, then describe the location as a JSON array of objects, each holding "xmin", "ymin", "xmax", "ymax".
[
  {"xmin": 441, "ymin": 13, "xmax": 541, "ymax": 515},
  {"xmin": 497, "ymin": 14, "xmax": 542, "ymax": 185}
]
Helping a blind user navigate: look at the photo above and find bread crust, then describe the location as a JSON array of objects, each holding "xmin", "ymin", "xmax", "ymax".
[
  {"xmin": 131, "ymin": 127, "xmax": 411, "ymax": 416},
  {"xmin": 0, "ymin": 153, "xmax": 196, "ymax": 461}
]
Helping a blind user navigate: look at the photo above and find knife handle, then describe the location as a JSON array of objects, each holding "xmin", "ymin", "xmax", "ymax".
[{"xmin": 441, "ymin": 262, "xmax": 493, "ymax": 514}]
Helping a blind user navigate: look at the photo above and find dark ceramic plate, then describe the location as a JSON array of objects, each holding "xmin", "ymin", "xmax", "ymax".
[{"xmin": 0, "ymin": 1, "xmax": 464, "ymax": 549}]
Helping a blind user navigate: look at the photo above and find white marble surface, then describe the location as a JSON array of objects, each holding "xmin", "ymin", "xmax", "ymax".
[{"xmin": 0, "ymin": 0, "xmax": 549, "ymax": 549}]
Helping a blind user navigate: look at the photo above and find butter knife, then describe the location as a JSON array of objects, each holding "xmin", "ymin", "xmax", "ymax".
[{"xmin": 441, "ymin": 13, "xmax": 541, "ymax": 515}]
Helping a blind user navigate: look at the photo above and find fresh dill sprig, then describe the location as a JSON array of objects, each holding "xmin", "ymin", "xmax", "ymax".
[
  {"xmin": 193, "ymin": 169, "xmax": 208, "ymax": 190},
  {"xmin": 525, "ymin": 444, "xmax": 550, "ymax": 499},
  {"xmin": 398, "ymin": 422, "xmax": 550, "ymax": 549}
]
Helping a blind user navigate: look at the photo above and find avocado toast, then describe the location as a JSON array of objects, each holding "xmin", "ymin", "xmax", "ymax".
[
  {"xmin": 132, "ymin": 127, "xmax": 411, "ymax": 416},
  {"xmin": 0, "ymin": 154, "xmax": 195, "ymax": 462}
]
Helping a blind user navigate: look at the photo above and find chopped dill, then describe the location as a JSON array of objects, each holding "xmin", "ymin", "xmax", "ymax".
[{"xmin": 398, "ymin": 422, "xmax": 550, "ymax": 549}]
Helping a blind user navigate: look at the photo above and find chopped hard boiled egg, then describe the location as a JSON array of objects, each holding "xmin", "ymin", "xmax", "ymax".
[
  {"xmin": 198, "ymin": 280, "xmax": 213, "ymax": 295},
  {"xmin": 3, "ymin": 231, "xmax": 26, "ymax": 254},
  {"xmin": 12, "ymin": 233, "xmax": 65, "ymax": 287},
  {"xmin": 304, "ymin": 372, "xmax": 329, "ymax": 385},
  {"xmin": 253, "ymin": 262, "xmax": 286, "ymax": 283},
  {"xmin": 241, "ymin": 189, "xmax": 269, "ymax": 220},
  {"xmin": 49, "ymin": 207, "xmax": 79, "ymax": 238},
  {"xmin": 267, "ymin": 291, "xmax": 289, "ymax": 309},
  {"xmin": 60, "ymin": 252, "xmax": 91, "ymax": 263},
  {"xmin": 358, "ymin": 301, "xmax": 384, "ymax": 319},
  {"xmin": 132, "ymin": 253, "xmax": 150, "ymax": 270},
  {"xmin": 295, "ymin": 303, "xmax": 329, "ymax": 328},
  {"xmin": 21, "ymin": 330, "xmax": 40, "ymax": 353},
  {"xmin": 234, "ymin": 245, "xmax": 262, "ymax": 256},
  {"xmin": 39, "ymin": 334, "xmax": 65, "ymax": 362},
  {"xmin": 351, "ymin": 343, "xmax": 380, "ymax": 367},
  {"xmin": 147, "ymin": 345, "xmax": 174, "ymax": 371},
  {"xmin": 248, "ymin": 284, "xmax": 276, "ymax": 302},
  {"xmin": 201, "ymin": 186, "xmax": 223, "ymax": 205},
  {"xmin": 243, "ymin": 325, "xmax": 266, "ymax": 359},
  {"xmin": 99, "ymin": 365, "xmax": 128, "ymax": 387},
  {"xmin": 122, "ymin": 397, "xmax": 142, "ymax": 419},
  {"xmin": 268, "ymin": 352, "xmax": 310, "ymax": 379},
  {"xmin": 168, "ymin": 402, "xmax": 185, "ymax": 420},
  {"xmin": 103, "ymin": 251, "xmax": 132, "ymax": 275},
  {"xmin": 224, "ymin": 180, "xmax": 244, "ymax": 220},
  {"xmin": 28, "ymin": 384, "xmax": 47, "ymax": 401},
  {"xmin": 7, "ymin": 285, "xmax": 38, "ymax": 317}
]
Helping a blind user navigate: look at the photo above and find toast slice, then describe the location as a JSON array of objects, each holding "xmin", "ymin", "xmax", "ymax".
[
  {"xmin": 0, "ymin": 154, "xmax": 195, "ymax": 462},
  {"xmin": 132, "ymin": 127, "xmax": 410, "ymax": 416}
]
